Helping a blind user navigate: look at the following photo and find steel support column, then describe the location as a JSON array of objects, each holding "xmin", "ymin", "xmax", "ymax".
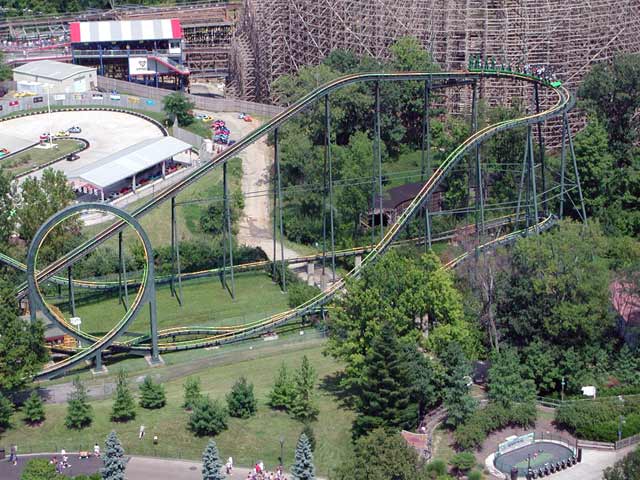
[
  {"xmin": 95, "ymin": 351, "xmax": 103, "ymax": 372},
  {"xmin": 272, "ymin": 129, "xmax": 278, "ymax": 281},
  {"xmin": 375, "ymin": 81, "xmax": 383, "ymax": 239},
  {"xmin": 528, "ymin": 126, "xmax": 540, "ymax": 233},
  {"xmin": 67, "ymin": 266, "xmax": 76, "ymax": 318},
  {"xmin": 223, "ymin": 162, "xmax": 235, "ymax": 298},
  {"xmin": 119, "ymin": 231, "xmax": 129, "ymax": 309},
  {"xmin": 170, "ymin": 197, "xmax": 182, "ymax": 306},
  {"xmin": 149, "ymin": 289, "xmax": 159, "ymax": 363},
  {"xmin": 515, "ymin": 130, "xmax": 530, "ymax": 229},
  {"xmin": 420, "ymin": 78, "xmax": 432, "ymax": 250},
  {"xmin": 534, "ymin": 83, "xmax": 548, "ymax": 214},
  {"xmin": 325, "ymin": 95, "xmax": 336, "ymax": 283},
  {"xmin": 471, "ymin": 81, "xmax": 485, "ymax": 238},
  {"xmin": 274, "ymin": 128, "xmax": 286, "ymax": 291},
  {"xmin": 564, "ymin": 114, "xmax": 588, "ymax": 223},
  {"xmin": 559, "ymin": 118, "xmax": 567, "ymax": 219}
]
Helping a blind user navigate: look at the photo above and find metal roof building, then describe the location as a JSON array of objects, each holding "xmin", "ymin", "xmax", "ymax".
[
  {"xmin": 12, "ymin": 60, "xmax": 97, "ymax": 94},
  {"xmin": 69, "ymin": 136, "xmax": 192, "ymax": 199},
  {"xmin": 70, "ymin": 19, "xmax": 183, "ymax": 43}
]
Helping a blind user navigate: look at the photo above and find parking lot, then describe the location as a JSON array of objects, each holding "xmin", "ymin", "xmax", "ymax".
[{"xmin": 2, "ymin": 110, "xmax": 164, "ymax": 182}]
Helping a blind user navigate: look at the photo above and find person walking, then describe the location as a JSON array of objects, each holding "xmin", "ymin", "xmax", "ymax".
[{"xmin": 139, "ymin": 425, "xmax": 145, "ymax": 439}]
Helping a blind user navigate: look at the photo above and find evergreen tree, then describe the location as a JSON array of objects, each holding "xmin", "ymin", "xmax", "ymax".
[
  {"xmin": 139, "ymin": 375, "xmax": 166, "ymax": 409},
  {"xmin": 23, "ymin": 391, "xmax": 45, "ymax": 425},
  {"xmin": 101, "ymin": 431, "xmax": 126, "ymax": 480},
  {"xmin": 111, "ymin": 370, "xmax": 136, "ymax": 422},
  {"xmin": 269, "ymin": 362, "xmax": 295, "ymax": 411},
  {"xmin": 183, "ymin": 376, "xmax": 203, "ymax": 411},
  {"xmin": 226, "ymin": 376, "xmax": 257, "ymax": 418},
  {"xmin": 291, "ymin": 433, "xmax": 316, "ymax": 480},
  {"xmin": 352, "ymin": 323, "xmax": 416, "ymax": 438},
  {"xmin": 290, "ymin": 356, "xmax": 319, "ymax": 422},
  {"xmin": 201, "ymin": 439, "xmax": 225, "ymax": 480},
  {"xmin": 443, "ymin": 346, "xmax": 477, "ymax": 428},
  {"xmin": 487, "ymin": 348, "xmax": 536, "ymax": 408},
  {"xmin": 0, "ymin": 392, "xmax": 14, "ymax": 431},
  {"xmin": 188, "ymin": 396, "xmax": 228, "ymax": 437},
  {"xmin": 65, "ymin": 376, "xmax": 93, "ymax": 429},
  {"xmin": 301, "ymin": 423, "xmax": 316, "ymax": 452}
]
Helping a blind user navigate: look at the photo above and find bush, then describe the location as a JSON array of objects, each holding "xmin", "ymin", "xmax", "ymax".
[
  {"xmin": 555, "ymin": 398, "xmax": 640, "ymax": 441},
  {"xmin": 450, "ymin": 451, "xmax": 476, "ymax": 473},
  {"xmin": 139, "ymin": 376, "xmax": 166, "ymax": 409},
  {"xmin": 226, "ymin": 376, "xmax": 257, "ymax": 419},
  {"xmin": 287, "ymin": 282, "xmax": 321, "ymax": 308},
  {"xmin": 425, "ymin": 459, "xmax": 447, "ymax": 477},
  {"xmin": 20, "ymin": 458, "xmax": 61, "ymax": 480},
  {"xmin": 189, "ymin": 397, "xmax": 228, "ymax": 437},
  {"xmin": 23, "ymin": 391, "xmax": 45, "ymax": 425},
  {"xmin": 454, "ymin": 402, "xmax": 536, "ymax": 450},
  {"xmin": 0, "ymin": 392, "xmax": 14, "ymax": 431},
  {"xmin": 468, "ymin": 471, "xmax": 483, "ymax": 480},
  {"xmin": 182, "ymin": 377, "xmax": 202, "ymax": 411}
]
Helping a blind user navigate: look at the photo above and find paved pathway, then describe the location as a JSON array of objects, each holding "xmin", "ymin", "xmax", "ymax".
[{"xmin": 546, "ymin": 446, "xmax": 634, "ymax": 480}]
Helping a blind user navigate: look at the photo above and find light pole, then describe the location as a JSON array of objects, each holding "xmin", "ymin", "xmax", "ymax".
[
  {"xmin": 561, "ymin": 376, "xmax": 565, "ymax": 402},
  {"xmin": 618, "ymin": 415, "xmax": 625, "ymax": 441},
  {"xmin": 279, "ymin": 435, "xmax": 285, "ymax": 467},
  {"xmin": 46, "ymin": 83, "xmax": 53, "ymax": 148}
]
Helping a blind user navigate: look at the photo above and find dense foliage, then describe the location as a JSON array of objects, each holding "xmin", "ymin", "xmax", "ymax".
[
  {"xmin": 603, "ymin": 445, "xmax": 640, "ymax": 480},
  {"xmin": 183, "ymin": 376, "xmax": 203, "ymax": 411},
  {"xmin": 23, "ymin": 391, "xmax": 45, "ymax": 425},
  {"xmin": 0, "ymin": 392, "xmax": 14, "ymax": 431},
  {"xmin": 226, "ymin": 376, "xmax": 257, "ymax": 419},
  {"xmin": 65, "ymin": 376, "xmax": 93, "ymax": 429},
  {"xmin": 139, "ymin": 376, "xmax": 166, "ymax": 409},
  {"xmin": 188, "ymin": 396, "xmax": 228, "ymax": 437},
  {"xmin": 162, "ymin": 92, "xmax": 195, "ymax": 127}
]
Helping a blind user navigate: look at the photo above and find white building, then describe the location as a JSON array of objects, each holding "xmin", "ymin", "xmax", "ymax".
[{"xmin": 12, "ymin": 60, "xmax": 97, "ymax": 94}]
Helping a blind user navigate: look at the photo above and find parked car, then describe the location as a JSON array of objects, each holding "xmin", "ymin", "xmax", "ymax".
[
  {"xmin": 39, "ymin": 132, "xmax": 51, "ymax": 141},
  {"xmin": 243, "ymin": 115, "xmax": 253, "ymax": 122},
  {"xmin": 56, "ymin": 130, "xmax": 70, "ymax": 137},
  {"xmin": 110, "ymin": 92, "xmax": 121, "ymax": 101},
  {"xmin": 92, "ymin": 94, "xmax": 103, "ymax": 100},
  {"xmin": 66, "ymin": 153, "xmax": 80, "ymax": 162},
  {"xmin": 9, "ymin": 100, "xmax": 19, "ymax": 107},
  {"xmin": 238, "ymin": 112, "xmax": 246, "ymax": 119},
  {"xmin": 68, "ymin": 126, "xmax": 82, "ymax": 134},
  {"xmin": 0, "ymin": 87, "xmax": 7, "ymax": 98}
]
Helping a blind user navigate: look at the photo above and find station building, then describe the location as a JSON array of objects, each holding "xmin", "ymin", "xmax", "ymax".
[
  {"xmin": 68, "ymin": 136, "xmax": 192, "ymax": 201},
  {"xmin": 12, "ymin": 60, "xmax": 97, "ymax": 94},
  {"xmin": 70, "ymin": 18, "xmax": 190, "ymax": 89}
]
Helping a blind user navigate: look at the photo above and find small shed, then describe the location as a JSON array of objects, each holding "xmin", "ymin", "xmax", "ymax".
[{"xmin": 12, "ymin": 60, "xmax": 97, "ymax": 94}]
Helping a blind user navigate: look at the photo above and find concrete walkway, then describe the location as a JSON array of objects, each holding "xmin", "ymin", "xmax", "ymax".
[{"xmin": 545, "ymin": 446, "xmax": 634, "ymax": 480}]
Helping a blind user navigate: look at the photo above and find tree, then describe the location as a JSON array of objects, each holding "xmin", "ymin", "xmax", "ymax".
[
  {"xmin": 226, "ymin": 376, "xmax": 257, "ymax": 419},
  {"xmin": 352, "ymin": 323, "xmax": 416, "ymax": 438},
  {"xmin": 603, "ymin": 445, "xmax": 640, "ymax": 480},
  {"xmin": 201, "ymin": 439, "xmax": 225, "ymax": 480},
  {"xmin": 0, "ymin": 52, "xmax": 12, "ymax": 81},
  {"xmin": 188, "ymin": 396, "xmax": 228, "ymax": 437},
  {"xmin": 402, "ymin": 345, "xmax": 443, "ymax": 421},
  {"xmin": 101, "ymin": 431, "xmax": 126, "ymax": 480},
  {"xmin": 487, "ymin": 348, "xmax": 536, "ymax": 408},
  {"xmin": 442, "ymin": 343, "xmax": 477, "ymax": 428},
  {"xmin": 23, "ymin": 391, "xmax": 45, "ymax": 425},
  {"xmin": 65, "ymin": 376, "xmax": 93, "ymax": 429},
  {"xmin": 21, "ymin": 458, "xmax": 63, "ymax": 480},
  {"xmin": 301, "ymin": 423, "xmax": 316, "ymax": 452},
  {"xmin": 0, "ymin": 302, "xmax": 48, "ymax": 393},
  {"xmin": 290, "ymin": 355, "xmax": 319, "ymax": 422},
  {"xmin": 449, "ymin": 451, "xmax": 476, "ymax": 475},
  {"xmin": 17, "ymin": 168, "xmax": 78, "ymax": 254},
  {"xmin": 0, "ymin": 392, "xmax": 14, "ymax": 431},
  {"xmin": 110, "ymin": 370, "xmax": 136, "ymax": 422},
  {"xmin": 333, "ymin": 428, "xmax": 428, "ymax": 480},
  {"xmin": 269, "ymin": 362, "xmax": 295, "ymax": 411},
  {"xmin": 0, "ymin": 168, "xmax": 16, "ymax": 248},
  {"xmin": 291, "ymin": 433, "xmax": 315, "ymax": 480},
  {"xmin": 162, "ymin": 92, "xmax": 195, "ymax": 127},
  {"xmin": 139, "ymin": 375, "xmax": 166, "ymax": 409},
  {"xmin": 183, "ymin": 376, "xmax": 203, "ymax": 411}
]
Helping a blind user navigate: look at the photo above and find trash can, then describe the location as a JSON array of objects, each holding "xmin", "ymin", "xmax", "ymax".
[
  {"xmin": 0, "ymin": 448, "xmax": 5, "ymax": 460},
  {"xmin": 510, "ymin": 467, "xmax": 518, "ymax": 480}
]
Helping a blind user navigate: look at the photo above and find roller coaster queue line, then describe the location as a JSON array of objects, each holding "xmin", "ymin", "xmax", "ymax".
[
  {"xmin": 23, "ymin": 71, "xmax": 572, "ymax": 379},
  {"xmin": 0, "ymin": 213, "xmax": 516, "ymax": 293},
  {"xmin": 14, "ymin": 70, "xmax": 573, "ymax": 303}
]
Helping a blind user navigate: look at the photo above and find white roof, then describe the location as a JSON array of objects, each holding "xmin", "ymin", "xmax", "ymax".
[
  {"xmin": 70, "ymin": 136, "xmax": 191, "ymax": 189},
  {"xmin": 13, "ymin": 60, "xmax": 96, "ymax": 82}
]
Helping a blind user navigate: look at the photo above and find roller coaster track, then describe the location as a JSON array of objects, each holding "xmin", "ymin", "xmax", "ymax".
[{"xmin": 3, "ymin": 71, "xmax": 573, "ymax": 379}]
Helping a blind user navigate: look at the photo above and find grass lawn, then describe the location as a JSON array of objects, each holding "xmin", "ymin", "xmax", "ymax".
[
  {"xmin": 2, "ymin": 139, "xmax": 84, "ymax": 176},
  {"xmin": 514, "ymin": 452, "xmax": 554, "ymax": 468},
  {"xmin": 51, "ymin": 271, "xmax": 290, "ymax": 335},
  {"xmin": 0, "ymin": 344, "xmax": 354, "ymax": 476}
]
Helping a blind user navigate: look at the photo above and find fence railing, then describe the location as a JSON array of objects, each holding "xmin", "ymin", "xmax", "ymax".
[{"xmin": 615, "ymin": 433, "xmax": 640, "ymax": 450}]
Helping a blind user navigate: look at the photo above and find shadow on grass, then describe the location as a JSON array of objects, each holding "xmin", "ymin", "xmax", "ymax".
[{"xmin": 319, "ymin": 371, "xmax": 358, "ymax": 409}]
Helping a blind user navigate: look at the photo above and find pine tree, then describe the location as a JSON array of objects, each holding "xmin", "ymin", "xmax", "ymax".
[
  {"xmin": 101, "ymin": 431, "xmax": 126, "ymax": 480},
  {"xmin": 443, "ymin": 347, "xmax": 477, "ymax": 428},
  {"xmin": 188, "ymin": 396, "xmax": 228, "ymax": 437},
  {"xmin": 0, "ymin": 392, "xmax": 13, "ymax": 431},
  {"xmin": 352, "ymin": 323, "xmax": 416, "ymax": 438},
  {"xmin": 201, "ymin": 439, "xmax": 225, "ymax": 480},
  {"xmin": 65, "ymin": 376, "xmax": 93, "ymax": 429},
  {"xmin": 23, "ymin": 391, "xmax": 45, "ymax": 425},
  {"xmin": 226, "ymin": 376, "xmax": 257, "ymax": 418},
  {"xmin": 291, "ymin": 433, "xmax": 316, "ymax": 480},
  {"xmin": 183, "ymin": 376, "xmax": 203, "ymax": 411},
  {"xmin": 139, "ymin": 375, "xmax": 166, "ymax": 409},
  {"xmin": 269, "ymin": 362, "xmax": 295, "ymax": 411},
  {"xmin": 290, "ymin": 356, "xmax": 319, "ymax": 421},
  {"xmin": 111, "ymin": 370, "xmax": 136, "ymax": 422},
  {"xmin": 301, "ymin": 423, "xmax": 316, "ymax": 452}
]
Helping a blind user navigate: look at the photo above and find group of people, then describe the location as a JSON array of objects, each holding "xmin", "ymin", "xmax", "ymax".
[
  {"xmin": 49, "ymin": 452, "xmax": 72, "ymax": 474},
  {"xmin": 244, "ymin": 462, "xmax": 288, "ymax": 480},
  {"xmin": 468, "ymin": 55, "xmax": 559, "ymax": 83}
]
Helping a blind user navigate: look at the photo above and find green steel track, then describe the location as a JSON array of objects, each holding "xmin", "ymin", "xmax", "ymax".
[{"xmin": 1, "ymin": 70, "xmax": 573, "ymax": 379}]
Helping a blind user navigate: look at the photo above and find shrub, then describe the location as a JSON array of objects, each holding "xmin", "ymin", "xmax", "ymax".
[
  {"xmin": 23, "ymin": 391, "xmax": 45, "ymax": 425},
  {"xmin": 555, "ymin": 398, "xmax": 640, "ymax": 441},
  {"xmin": 182, "ymin": 377, "xmax": 202, "ymax": 411},
  {"xmin": 468, "ymin": 470, "xmax": 483, "ymax": 480},
  {"xmin": 65, "ymin": 377, "xmax": 93, "ymax": 430},
  {"xmin": 20, "ymin": 458, "xmax": 61, "ymax": 480},
  {"xmin": 450, "ymin": 451, "xmax": 476, "ymax": 473},
  {"xmin": 139, "ymin": 376, "xmax": 166, "ymax": 409},
  {"xmin": 0, "ymin": 392, "xmax": 14, "ymax": 431},
  {"xmin": 189, "ymin": 397, "xmax": 228, "ymax": 437},
  {"xmin": 226, "ymin": 376, "xmax": 257, "ymax": 419}
]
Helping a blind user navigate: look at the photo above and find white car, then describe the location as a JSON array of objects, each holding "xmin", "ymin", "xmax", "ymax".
[{"xmin": 110, "ymin": 93, "xmax": 121, "ymax": 101}]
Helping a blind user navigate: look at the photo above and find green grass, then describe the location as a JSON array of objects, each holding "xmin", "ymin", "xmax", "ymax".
[
  {"xmin": 513, "ymin": 452, "xmax": 553, "ymax": 468},
  {"xmin": 0, "ymin": 344, "xmax": 354, "ymax": 476},
  {"xmin": 51, "ymin": 271, "xmax": 290, "ymax": 335},
  {"xmin": 2, "ymin": 139, "xmax": 84, "ymax": 176}
]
